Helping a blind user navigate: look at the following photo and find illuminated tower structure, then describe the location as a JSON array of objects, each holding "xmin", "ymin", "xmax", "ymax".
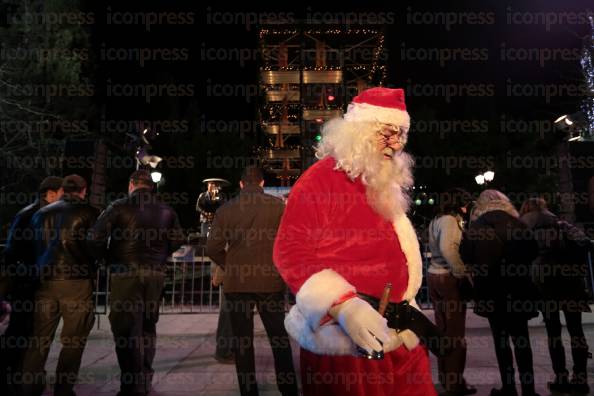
[{"xmin": 257, "ymin": 25, "xmax": 387, "ymax": 186}]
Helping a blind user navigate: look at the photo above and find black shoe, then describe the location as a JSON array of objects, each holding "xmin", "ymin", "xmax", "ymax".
[
  {"xmin": 442, "ymin": 386, "xmax": 478, "ymax": 396},
  {"xmin": 490, "ymin": 388, "xmax": 518, "ymax": 396},
  {"xmin": 570, "ymin": 382, "xmax": 590, "ymax": 394},
  {"xmin": 460, "ymin": 385, "xmax": 477, "ymax": 395},
  {"xmin": 547, "ymin": 377, "xmax": 571, "ymax": 393},
  {"xmin": 213, "ymin": 354, "xmax": 235, "ymax": 364}
]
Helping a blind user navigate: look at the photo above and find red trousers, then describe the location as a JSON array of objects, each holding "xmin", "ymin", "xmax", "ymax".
[{"xmin": 300, "ymin": 345, "xmax": 437, "ymax": 396}]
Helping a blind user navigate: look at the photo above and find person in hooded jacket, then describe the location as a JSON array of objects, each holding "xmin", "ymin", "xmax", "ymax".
[{"xmin": 460, "ymin": 190, "xmax": 540, "ymax": 396}]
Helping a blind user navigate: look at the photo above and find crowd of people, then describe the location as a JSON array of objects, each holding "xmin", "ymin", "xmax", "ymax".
[
  {"xmin": 0, "ymin": 86, "xmax": 592, "ymax": 396},
  {"xmin": 429, "ymin": 189, "xmax": 592, "ymax": 396},
  {"xmin": 0, "ymin": 170, "xmax": 184, "ymax": 396}
]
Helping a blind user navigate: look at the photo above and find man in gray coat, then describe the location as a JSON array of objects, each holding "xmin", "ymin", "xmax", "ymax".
[{"xmin": 206, "ymin": 166, "xmax": 298, "ymax": 396}]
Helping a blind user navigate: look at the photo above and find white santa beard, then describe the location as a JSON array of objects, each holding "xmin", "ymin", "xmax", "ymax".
[
  {"xmin": 316, "ymin": 118, "xmax": 414, "ymax": 220},
  {"xmin": 364, "ymin": 156, "xmax": 404, "ymax": 220}
]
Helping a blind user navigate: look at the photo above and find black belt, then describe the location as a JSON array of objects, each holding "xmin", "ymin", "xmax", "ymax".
[{"xmin": 359, "ymin": 293, "xmax": 451, "ymax": 357}]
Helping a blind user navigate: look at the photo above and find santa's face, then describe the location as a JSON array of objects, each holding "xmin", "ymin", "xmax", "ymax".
[{"xmin": 376, "ymin": 123, "xmax": 405, "ymax": 159}]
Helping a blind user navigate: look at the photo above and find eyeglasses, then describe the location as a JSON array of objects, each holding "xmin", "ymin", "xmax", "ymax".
[{"xmin": 377, "ymin": 123, "xmax": 405, "ymax": 143}]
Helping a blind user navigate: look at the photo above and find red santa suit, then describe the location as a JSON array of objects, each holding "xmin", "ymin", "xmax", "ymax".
[{"xmin": 273, "ymin": 88, "xmax": 437, "ymax": 396}]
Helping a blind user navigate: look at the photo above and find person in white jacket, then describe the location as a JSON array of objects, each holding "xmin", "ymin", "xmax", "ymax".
[{"xmin": 427, "ymin": 188, "xmax": 475, "ymax": 396}]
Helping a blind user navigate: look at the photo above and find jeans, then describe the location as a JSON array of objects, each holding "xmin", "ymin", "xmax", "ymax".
[
  {"xmin": 487, "ymin": 316, "xmax": 536, "ymax": 395},
  {"xmin": 428, "ymin": 272, "xmax": 469, "ymax": 392},
  {"xmin": 109, "ymin": 270, "xmax": 165, "ymax": 395},
  {"xmin": 543, "ymin": 308, "xmax": 589, "ymax": 385},
  {"xmin": 21, "ymin": 279, "xmax": 95, "ymax": 396}
]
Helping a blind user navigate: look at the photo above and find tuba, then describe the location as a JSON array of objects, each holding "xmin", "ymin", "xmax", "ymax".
[{"xmin": 197, "ymin": 178, "xmax": 230, "ymax": 226}]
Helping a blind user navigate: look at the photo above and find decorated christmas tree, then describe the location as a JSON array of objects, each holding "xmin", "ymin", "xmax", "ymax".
[{"xmin": 581, "ymin": 15, "xmax": 594, "ymax": 139}]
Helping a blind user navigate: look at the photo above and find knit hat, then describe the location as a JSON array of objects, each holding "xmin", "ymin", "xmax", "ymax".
[{"xmin": 343, "ymin": 87, "xmax": 410, "ymax": 131}]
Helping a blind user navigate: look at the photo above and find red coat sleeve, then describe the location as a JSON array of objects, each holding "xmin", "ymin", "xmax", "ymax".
[{"xmin": 273, "ymin": 168, "xmax": 330, "ymax": 293}]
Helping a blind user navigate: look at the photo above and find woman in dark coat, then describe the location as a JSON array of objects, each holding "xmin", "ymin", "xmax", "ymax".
[
  {"xmin": 460, "ymin": 190, "xmax": 540, "ymax": 396},
  {"xmin": 520, "ymin": 198, "xmax": 591, "ymax": 394}
]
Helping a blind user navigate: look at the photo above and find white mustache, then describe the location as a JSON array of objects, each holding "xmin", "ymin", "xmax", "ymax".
[{"xmin": 382, "ymin": 147, "xmax": 395, "ymax": 157}]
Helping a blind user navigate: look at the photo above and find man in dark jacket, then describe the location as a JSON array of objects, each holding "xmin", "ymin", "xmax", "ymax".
[
  {"xmin": 21, "ymin": 175, "xmax": 99, "ymax": 396},
  {"xmin": 3, "ymin": 176, "xmax": 64, "ymax": 285},
  {"xmin": 520, "ymin": 198, "xmax": 591, "ymax": 394},
  {"xmin": 206, "ymin": 166, "xmax": 298, "ymax": 396},
  {"xmin": 88, "ymin": 169, "xmax": 184, "ymax": 396},
  {"xmin": 0, "ymin": 176, "xmax": 63, "ymax": 396}
]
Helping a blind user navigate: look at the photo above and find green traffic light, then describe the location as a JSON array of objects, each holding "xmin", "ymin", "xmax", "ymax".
[{"xmin": 315, "ymin": 134, "xmax": 322, "ymax": 142}]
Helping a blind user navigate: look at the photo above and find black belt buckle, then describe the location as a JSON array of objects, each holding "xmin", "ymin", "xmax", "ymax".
[{"xmin": 356, "ymin": 332, "xmax": 384, "ymax": 360}]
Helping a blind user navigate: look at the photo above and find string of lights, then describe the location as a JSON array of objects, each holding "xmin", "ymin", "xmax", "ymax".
[
  {"xmin": 261, "ymin": 66, "xmax": 343, "ymax": 71},
  {"xmin": 581, "ymin": 15, "xmax": 594, "ymax": 136},
  {"xmin": 257, "ymin": 25, "xmax": 387, "ymax": 183},
  {"xmin": 259, "ymin": 28, "xmax": 380, "ymax": 36},
  {"xmin": 261, "ymin": 65, "xmax": 386, "ymax": 73}
]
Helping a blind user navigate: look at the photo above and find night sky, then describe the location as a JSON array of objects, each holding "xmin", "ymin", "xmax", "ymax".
[{"xmin": 50, "ymin": 0, "xmax": 594, "ymax": 227}]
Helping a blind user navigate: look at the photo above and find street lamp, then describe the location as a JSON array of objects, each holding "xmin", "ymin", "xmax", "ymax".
[
  {"xmin": 147, "ymin": 156, "xmax": 163, "ymax": 186},
  {"xmin": 554, "ymin": 112, "xmax": 591, "ymax": 142},
  {"xmin": 150, "ymin": 171, "xmax": 162, "ymax": 183},
  {"xmin": 475, "ymin": 171, "xmax": 495, "ymax": 186},
  {"xmin": 554, "ymin": 114, "xmax": 573, "ymax": 126}
]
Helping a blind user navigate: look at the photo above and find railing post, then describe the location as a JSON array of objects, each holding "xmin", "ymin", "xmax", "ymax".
[
  {"xmin": 171, "ymin": 260, "xmax": 176, "ymax": 310},
  {"xmin": 588, "ymin": 247, "xmax": 594, "ymax": 296}
]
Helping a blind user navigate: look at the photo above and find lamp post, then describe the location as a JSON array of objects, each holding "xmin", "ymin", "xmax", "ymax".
[
  {"xmin": 150, "ymin": 171, "xmax": 162, "ymax": 184},
  {"xmin": 475, "ymin": 171, "xmax": 495, "ymax": 187},
  {"xmin": 147, "ymin": 157, "xmax": 163, "ymax": 191}
]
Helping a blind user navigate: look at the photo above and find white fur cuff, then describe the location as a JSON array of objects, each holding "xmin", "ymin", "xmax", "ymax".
[
  {"xmin": 393, "ymin": 215, "xmax": 423, "ymax": 303},
  {"xmin": 295, "ymin": 269, "xmax": 356, "ymax": 332},
  {"xmin": 284, "ymin": 305, "xmax": 419, "ymax": 356}
]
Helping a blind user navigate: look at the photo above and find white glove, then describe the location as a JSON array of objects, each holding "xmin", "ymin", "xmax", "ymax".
[{"xmin": 329, "ymin": 297, "xmax": 390, "ymax": 355}]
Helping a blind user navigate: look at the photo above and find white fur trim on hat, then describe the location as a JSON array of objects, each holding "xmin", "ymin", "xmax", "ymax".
[{"xmin": 344, "ymin": 102, "xmax": 411, "ymax": 130}]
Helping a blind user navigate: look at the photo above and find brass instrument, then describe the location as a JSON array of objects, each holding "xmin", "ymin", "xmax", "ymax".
[{"xmin": 197, "ymin": 178, "xmax": 230, "ymax": 235}]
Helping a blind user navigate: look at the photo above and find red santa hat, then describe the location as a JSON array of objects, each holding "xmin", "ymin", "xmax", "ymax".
[{"xmin": 343, "ymin": 87, "xmax": 410, "ymax": 130}]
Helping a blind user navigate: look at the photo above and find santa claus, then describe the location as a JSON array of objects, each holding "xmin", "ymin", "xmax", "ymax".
[{"xmin": 273, "ymin": 87, "xmax": 437, "ymax": 395}]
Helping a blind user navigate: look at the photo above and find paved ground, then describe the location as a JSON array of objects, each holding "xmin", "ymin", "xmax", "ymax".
[{"xmin": 39, "ymin": 309, "xmax": 594, "ymax": 396}]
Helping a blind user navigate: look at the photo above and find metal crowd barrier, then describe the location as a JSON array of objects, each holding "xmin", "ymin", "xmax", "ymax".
[
  {"xmin": 80, "ymin": 240, "xmax": 594, "ymax": 321},
  {"xmin": 91, "ymin": 243, "xmax": 437, "ymax": 322},
  {"xmin": 93, "ymin": 245, "xmax": 223, "ymax": 321}
]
